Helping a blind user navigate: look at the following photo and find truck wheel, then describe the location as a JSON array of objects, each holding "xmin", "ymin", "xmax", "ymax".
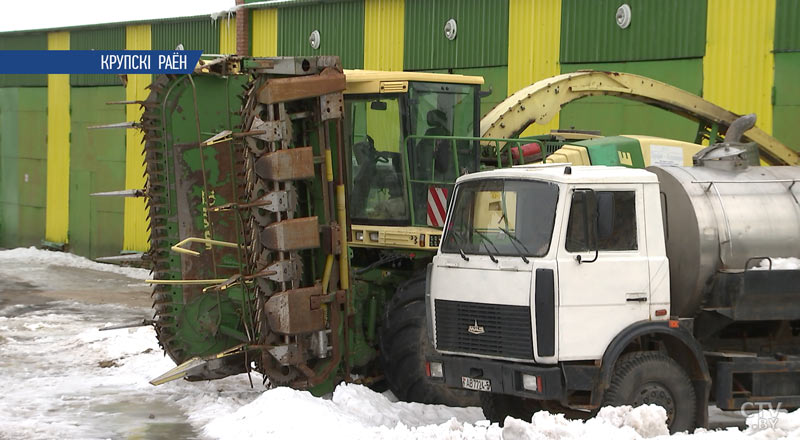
[
  {"xmin": 479, "ymin": 393, "xmax": 542, "ymax": 424},
  {"xmin": 379, "ymin": 275, "xmax": 479, "ymax": 407},
  {"xmin": 603, "ymin": 352, "xmax": 696, "ymax": 433}
]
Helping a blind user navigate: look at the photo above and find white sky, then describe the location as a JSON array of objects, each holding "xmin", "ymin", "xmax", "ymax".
[{"xmin": 0, "ymin": 0, "xmax": 235, "ymax": 33}]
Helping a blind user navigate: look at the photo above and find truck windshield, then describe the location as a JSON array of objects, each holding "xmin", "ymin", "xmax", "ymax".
[{"xmin": 441, "ymin": 179, "xmax": 559, "ymax": 258}]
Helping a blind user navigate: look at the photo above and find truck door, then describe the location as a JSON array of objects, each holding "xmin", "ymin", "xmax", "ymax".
[{"xmin": 556, "ymin": 186, "xmax": 650, "ymax": 361}]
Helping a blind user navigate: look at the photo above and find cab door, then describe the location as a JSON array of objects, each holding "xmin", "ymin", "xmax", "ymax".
[{"xmin": 556, "ymin": 185, "xmax": 650, "ymax": 361}]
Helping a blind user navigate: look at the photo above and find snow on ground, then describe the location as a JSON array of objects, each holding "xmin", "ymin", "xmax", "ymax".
[
  {"xmin": 2, "ymin": 299, "xmax": 800, "ymax": 440},
  {"xmin": 0, "ymin": 247, "xmax": 150, "ymax": 280},
  {"xmin": 3, "ymin": 251, "xmax": 800, "ymax": 439},
  {"xmin": 751, "ymin": 257, "xmax": 800, "ymax": 271}
]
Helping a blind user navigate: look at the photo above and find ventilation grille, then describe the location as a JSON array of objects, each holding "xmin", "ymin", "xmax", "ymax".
[{"xmin": 435, "ymin": 299, "xmax": 533, "ymax": 359}]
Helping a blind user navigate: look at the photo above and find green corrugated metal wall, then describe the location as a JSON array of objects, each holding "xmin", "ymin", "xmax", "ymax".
[
  {"xmin": 773, "ymin": 0, "xmax": 800, "ymax": 151},
  {"xmin": 70, "ymin": 28, "xmax": 126, "ymax": 86},
  {"xmin": 0, "ymin": 33, "xmax": 47, "ymax": 87},
  {"xmin": 69, "ymin": 87, "xmax": 126, "ymax": 258},
  {"xmin": 774, "ymin": 52, "xmax": 800, "ymax": 152},
  {"xmin": 775, "ymin": 0, "xmax": 800, "ymax": 51},
  {"xmin": 152, "ymin": 18, "xmax": 220, "ymax": 52},
  {"xmin": 277, "ymin": 1, "xmax": 365, "ymax": 69},
  {"xmin": 559, "ymin": 59, "xmax": 703, "ymax": 142},
  {"xmin": 0, "ymin": 88, "xmax": 48, "ymax": 248},
  {"xmin": 560, "ymin": 0, "xmax": 707, "ymax": 63},
  {"xmin": 404, "ymin": 0, "xmax": 508, "ymax": 70}
]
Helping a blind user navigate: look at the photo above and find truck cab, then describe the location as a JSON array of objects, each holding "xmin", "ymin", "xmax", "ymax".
[
  {"xmin": 426, "ymin": 164, "xmax": 706, "ymax": 432},
  {"xmin": 430, "ymin": 164, "xmax": 668, "ymax": 364}
]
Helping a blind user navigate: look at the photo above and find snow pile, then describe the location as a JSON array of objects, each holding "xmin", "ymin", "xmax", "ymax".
[
  {"xmin": 502, "ymin": 405, "xmax": 668, "ymax": 439},
  {"xmin": 751, "ymin": 257, "xmax": 800, "ymax": 271},
  {"xmin": 0, "ymin": 246, "xmax": 150, "ymax": 280},
  {"xmin": 200, "ymin": 383, "xmax": 485, "ymax": 439}
]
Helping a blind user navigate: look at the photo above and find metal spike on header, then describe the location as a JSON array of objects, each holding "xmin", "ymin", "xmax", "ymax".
[
  {"xmin": 91, "ymin": 189, "xmax": 146, "ymax": 198},
  {"xmin": 87, "ymin": 121, "xmax": 141, "ymax": 130}
]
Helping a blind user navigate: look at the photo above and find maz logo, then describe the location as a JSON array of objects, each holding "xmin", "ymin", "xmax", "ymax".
[{"xmin": 468, "ymin": 320, "xmax": 485, "ymax": 335}]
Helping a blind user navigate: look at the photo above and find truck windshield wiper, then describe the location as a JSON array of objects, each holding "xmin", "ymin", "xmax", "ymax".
[
  {"xmin": 473, "ymin": 230, "xmax": 499, "ymax": 263},
  {"xmin": 497, "ymin": 226, "xmax": 530, "ymax": 264}
]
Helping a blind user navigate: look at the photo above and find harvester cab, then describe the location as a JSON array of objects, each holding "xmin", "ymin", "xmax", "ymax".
[{"xmin": 341, "ymin": 70, "xmax": 483, "ymax": 251}]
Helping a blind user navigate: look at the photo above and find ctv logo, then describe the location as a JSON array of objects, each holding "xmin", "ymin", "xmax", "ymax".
[{"xmin": 740, "ymin": 401, "xmax": 782, "ymax": 429}]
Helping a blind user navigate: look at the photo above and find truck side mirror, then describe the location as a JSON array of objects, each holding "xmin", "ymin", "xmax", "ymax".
[{"xmin": 574, "ymin": 189, "xmax": 599, "ymax": 264}]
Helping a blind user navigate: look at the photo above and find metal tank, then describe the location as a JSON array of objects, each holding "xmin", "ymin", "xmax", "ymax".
[{"xmin": 648, "ymin": 163, "xmax": 800, "ymax": 317}]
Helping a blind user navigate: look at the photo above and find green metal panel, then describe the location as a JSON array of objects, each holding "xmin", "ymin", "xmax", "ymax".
[
  {"xmin": 559, "ymin": 59, "xmax": 703, "ymax": 142},
  {"xmin": 578, "ymin": 136, "xmax": 646, "ymax": 167},
  {"xmin": 452, "ymin": 66, "xmax": 507, "ymax": 117},
  {"xmin": 404, "ymin": 0, "xmax": 508, "ymax": 70},
  {"xmin": 773, "ymin": 52, "xmax": 800, "ymax": 151},
  {"xmin": 152, "ymin": 17, "xmax": 220, "ymax": 53},
  {"xmin": 277, "ymin": 1, "xmax": 364, "ymax": 69},
  {"xmin": 70, "ymin": 27, "xmax": 126, "ymax": 87},
  {"xmin": 18, "ymin": 205, "xmax": 46, "ymax": 246},
  {"xmin": 0, "ymin": 87, "xmax": 47, "ymax": 248},
  {"xmin": 560, "ymin": 0, "xmax": 707, "ymax": 63},
  {"xmin": 0, "ymin": 33, "xmax": 47, "ymax": 87},
  {"xmin": 775, "ymin": 0, "xmax": 800, "ymax": 52},
  {"xmin": 70, "ymin": 86, "xmax": 126, "ymax": 257},
  {"xmin": 17, "ymin": 88, "xmax": 47, "ymax": 161}
]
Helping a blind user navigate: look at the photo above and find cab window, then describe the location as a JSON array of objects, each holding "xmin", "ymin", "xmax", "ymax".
[{"xmin": 565, "ymin": 191, "xmax": 637, "ymax": 252}]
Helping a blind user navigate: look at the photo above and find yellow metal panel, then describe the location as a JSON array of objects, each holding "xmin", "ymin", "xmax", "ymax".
[
  {"xmin": 124, "ymin": 24, "xmax": 151, "ymax": 252},
  {"xmin": 363, "ymin": 0, "xmax": 404, "ymax": 71},
  {"xmin": 45, "ymin": 31, "xmax": 70, "ymax": 244},
  {"xmin": 545, "ymin": 144, "xmax": 590, "ymax": 165},
  {"xmin": 252, "ymin": 9, "xmax": 278, "ymax": 56},
  {"xmin": 219, "ymin": 17, "xmax": 236, "ymax": 54},
  {"xmin": 704, "ymin": 0, "xmax": 775, "ymax": 135},
  {"xmin": 507, "ymin": 0, "xmax": 561, "ymax": 136}
]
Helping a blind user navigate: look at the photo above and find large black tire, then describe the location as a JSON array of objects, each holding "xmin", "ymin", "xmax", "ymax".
[
  {"xmin": 480, "ymin": 392, "xmax": 542, "ymax": 425},
  {"xmin": 379, "ymin": 275, "xmax": 479, "ymax": 407},
  {"xmin": 603, "ymin": 352, "xmax": 697, "ymax": 433}
]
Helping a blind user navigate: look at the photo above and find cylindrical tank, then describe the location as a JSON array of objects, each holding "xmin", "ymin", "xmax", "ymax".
[{"xmin": 648, "ymin": 165, "xmax": 800, "ymax": 317}]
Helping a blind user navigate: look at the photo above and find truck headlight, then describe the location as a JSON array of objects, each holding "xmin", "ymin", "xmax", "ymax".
[
  {"xmin": 522, "ymin": 374, "xmax": 540, "ymax": 392},
  {"xmin": 427, "ymin": 361, "xmax": 444, "ymax": 378}
]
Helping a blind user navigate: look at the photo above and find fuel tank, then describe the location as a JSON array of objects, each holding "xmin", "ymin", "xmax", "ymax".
[{"xmin": 648, "ymin": 164, "xmax": 800, "ymax": 317}]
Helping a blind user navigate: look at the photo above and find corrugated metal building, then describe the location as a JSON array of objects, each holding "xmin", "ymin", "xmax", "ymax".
[{"xmin": 0, "ymin": 0, "xmax": 796, "ymax": 257}]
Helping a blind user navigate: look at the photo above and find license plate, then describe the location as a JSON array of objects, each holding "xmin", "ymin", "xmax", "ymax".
[{"xmin": 461, "ymin": 376, "xmax": 491, "ymax": 392}]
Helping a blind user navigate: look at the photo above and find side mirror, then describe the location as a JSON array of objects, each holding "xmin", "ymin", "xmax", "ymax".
[
  {"xmin": 574, "ymin": 189, "xmax": 599, "ymax": 264},
  {"xmin": 370, "ymin": 101, "xmax": 387, "ymax": 111}
]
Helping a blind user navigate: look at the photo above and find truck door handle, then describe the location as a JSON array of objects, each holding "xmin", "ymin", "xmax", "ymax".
[{"xmin": 626, "ymin": 296, "xmax": 648, "ymax": 302}]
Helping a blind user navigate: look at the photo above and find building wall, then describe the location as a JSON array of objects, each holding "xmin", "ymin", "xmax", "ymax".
[
  {"xmin": 0, "ymin": 0, "xmax": 797, "ymax": 256},
  {"xmin": 0, "ymin": 88, "xmax": 48, "ymax": 248}
]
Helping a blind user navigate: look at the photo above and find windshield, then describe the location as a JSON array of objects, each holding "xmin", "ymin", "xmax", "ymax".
[
  {"xmin": 347, "ymin": 95, "xmax": 409, "ymax": 224},
  {"xmin": 441, "ymin": 179, "xmax": 559, "ymax": 257},
  {"xmin": 406, "ymin": 81, "xmax": 479, "ymax": 226}
]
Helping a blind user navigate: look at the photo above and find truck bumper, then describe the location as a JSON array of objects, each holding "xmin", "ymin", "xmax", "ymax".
[{"xmin": 427, "ymin": 354, "xmax": 565, "ymax": 401}]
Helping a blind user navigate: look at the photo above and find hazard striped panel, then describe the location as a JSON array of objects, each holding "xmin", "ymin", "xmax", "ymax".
[{"xmin": 426, "ymin": 186, "xmax": 449, "ymax": 227}]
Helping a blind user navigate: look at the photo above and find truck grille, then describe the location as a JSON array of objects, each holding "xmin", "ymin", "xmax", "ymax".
[{"xmin": 434, "ymin": 299, "xmax": 533, "ymax": 359}]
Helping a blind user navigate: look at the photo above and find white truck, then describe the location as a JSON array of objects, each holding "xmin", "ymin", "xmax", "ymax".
[{"xmin": 424, "ymin": 137, "xmax": 800, "ymax": 432}]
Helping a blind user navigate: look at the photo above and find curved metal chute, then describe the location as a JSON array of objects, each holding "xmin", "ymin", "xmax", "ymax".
[{"xmin": 480, "ymin": 70, "xmax": 799, "ymax": 166}]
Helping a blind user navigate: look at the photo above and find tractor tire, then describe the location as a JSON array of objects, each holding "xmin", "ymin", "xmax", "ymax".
[
  {"xmin": 379, "ymin": 275, "xmax": 479, "ymax": 407},
  {"xmin": 603, "ymin": 351, "xmax": 697, "ymax": 434},
  {"xmin": 480, "ymin": 392, "xmax": 542, "ymax": 425}
]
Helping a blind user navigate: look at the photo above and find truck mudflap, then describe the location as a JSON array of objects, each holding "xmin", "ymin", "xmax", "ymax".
[{"xmin": 426, "ymin": 354, "xmax": 565, "ymax": 401}]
